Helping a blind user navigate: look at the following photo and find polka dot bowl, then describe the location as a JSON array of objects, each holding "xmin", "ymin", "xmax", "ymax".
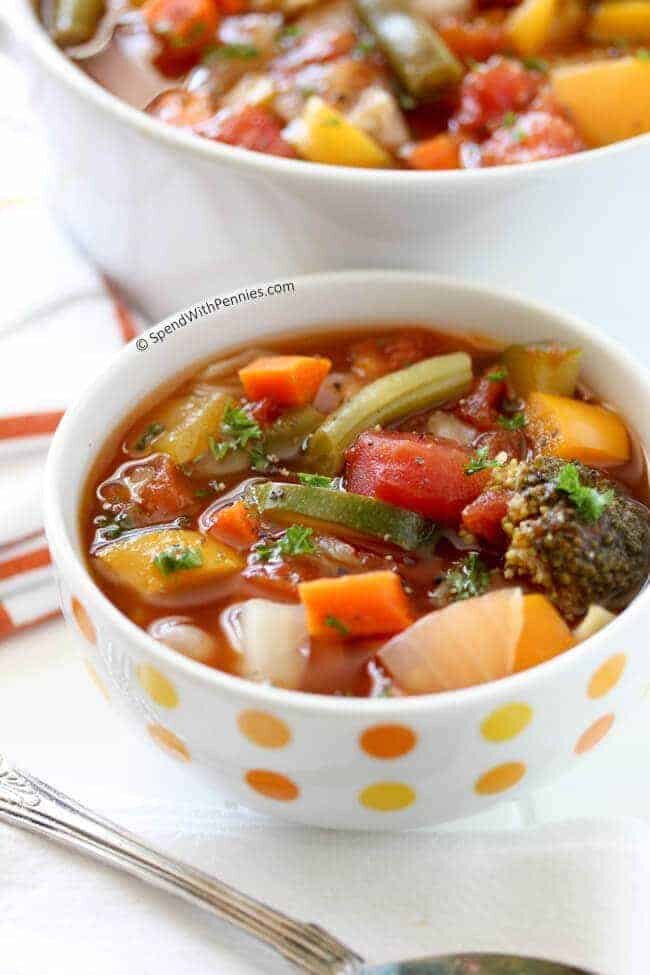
[{"xmin": 44, "ymin": 271, "xmax": 650, "ymax": 829}]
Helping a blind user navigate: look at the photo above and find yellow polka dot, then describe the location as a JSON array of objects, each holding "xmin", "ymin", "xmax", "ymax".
[
  {"xmin": 359, "ymin": 782, "xmax": 416, "ymax": 812},
  {"xmin": 588, "ymin": 654, "xmax": 626, "ymax": 699},
  {"xmin": 575, "ymin": 713, "xmax": 615, "ymax": 755},
  {"xmin": 238, "ymin": 710, "xmax": 291, "ymax": 749},
  {"xmin": 481, "ymin": 703, "xmax": 533, "ymax": 743},
  {"xmin": 136, "ymin": 664, "xmax": 179, "ymax": 708},
  {"xmin": 245, "ymin": 769, "xmax": 299, "ymax": 801},
  {"xmin": 84, "ymin": 659, "xmax": 109, "ymax": 700},
  {"xmin": 360, "ymin": 724, "xmax": 417, "ymax": 759},
  {"xmin": 72, "ymin": 597, "xmax": 96, "ymax": 644},
  {"xmin": 147, "ymin": 723, "xmax": 190, "ymax": 762},
  {"xmin": 475, "ymin": 762, "xmax": 526, "ymax": 796}
]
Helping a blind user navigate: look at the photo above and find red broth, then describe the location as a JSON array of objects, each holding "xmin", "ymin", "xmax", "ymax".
[
  {"xmin": 42, "ymin": 0, "xmax": 650, "ymax": 169},
  {"xmin": 84, "ymin": 326, "xmax": 650, "ymax": 696}
]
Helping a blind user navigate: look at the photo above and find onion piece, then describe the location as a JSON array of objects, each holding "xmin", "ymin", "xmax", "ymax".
[
  {"xmin": 220, "ymin": 599, "xmax": 309, "ymax": 689},
  {"xmin": 426, "ymin": 410, "xmax": 476, "ymax": 444},
  {"xmin": 148, "ymin": 616, "xmax": 217, "ymax": 663},
  {"xmin": 379, "ymin": 588, "xmax": 523, "ymax": 694}
]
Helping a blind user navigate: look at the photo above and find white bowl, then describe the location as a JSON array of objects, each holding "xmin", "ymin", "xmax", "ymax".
[
  {"xmin": 5, "ymin": 1, "xmax": 650, "ymax": 320},
  {"xmin": 44, "ymin": 270, "xmax": 650, "ymax": 829}
]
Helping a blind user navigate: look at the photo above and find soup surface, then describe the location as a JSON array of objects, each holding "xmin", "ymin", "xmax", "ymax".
[
  {"xmin": 85, "ymin": 326, "xmax": 650, "ymax": 697},
  {"xmin": 43, "ymin": 0, "xmax": 650, "ymax": 169}
]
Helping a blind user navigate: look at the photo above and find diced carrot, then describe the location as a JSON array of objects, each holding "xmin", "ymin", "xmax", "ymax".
[
  {"xmin": 239, "ymin": 355, "xmax": 332, "ymax": 407},
  {"xmin": 208, "ymin": 500, "xmax": 259, "ymax": 549},
  {"xmin": 406, "ymin": 133, "xmax": 461, "ymax": 171},
  {"xmin": 298, "ymin": 571, "xmax": 412, "ymax": 639},
  {"xmin": 526, "ymin": 392, "xmax": 630, "ymax": 467},
  {"xmin": 514, "ymin": 593, "xmax": 576, "ymax": 672}
]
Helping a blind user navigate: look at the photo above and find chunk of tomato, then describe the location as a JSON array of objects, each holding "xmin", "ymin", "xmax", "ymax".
[
  {"xmin": 437, "ymin": 16, "xmax": 508, "ymax": 63},
  {"xmin": 462, "ymin": 488, "xmax": 511, "ymax": 544},
  {"xmin": 198, "ymin": 105, "xmax": 296, "ymax": 157},
  {"xmin": 481, "ymin": 110, "xmax": 584, "ymax": 167},
  {"xmin": 344, "ymin": 431, "xmax": 491, "ymax": 525},
  {"xmin": 455, "ymin": 56, "xmax": 543, "ymax": 133},
  {"xmin": 455, "ymin": 370, "xmax": 506, "ymax": 430}
]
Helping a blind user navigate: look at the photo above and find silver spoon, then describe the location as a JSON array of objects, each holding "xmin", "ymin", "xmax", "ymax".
[{"xmin": 0, "ymin": 753, "xmax": 597, "ymax": 975}]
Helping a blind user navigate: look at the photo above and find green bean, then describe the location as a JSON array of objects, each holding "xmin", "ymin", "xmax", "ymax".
[
  {"xmin": 51, "ymin": 0, "xmax": 106, "ymax": 46},
  {"xmin": 265, "ymin": 406, "xmax": 324, "ymax": 460},
  {"xmin": 304, "ymin": 351, "xmax": 472, "ymax": 475},
  {"xmin": 354, "ymin": 0, "xmax": 463, "ymax": 99},
  {"xmin": 251, "ymin": 482, "xmax": 438, "ymax": 552}
]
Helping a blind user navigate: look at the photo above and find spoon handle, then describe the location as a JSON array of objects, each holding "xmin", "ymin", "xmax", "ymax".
[{"xmin": 0, "ymin": 754, "xmax": 362, "ymax": 975}]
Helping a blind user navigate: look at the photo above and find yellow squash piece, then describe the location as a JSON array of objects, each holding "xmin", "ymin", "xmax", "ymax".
[
  {"xmin": 94, "ymin": 529, "xmax": 243, "ymax": 598},
  {"xmin": 130, "ymin": 389, "xmax": 229, "ymax": 465},
  {"xmin": 284, "ymin": 96, "xmax": 393, "ymax": 168},
  {"xmin": 589, "ymin": 2, "xmax": 650, "ymax": 43},
  {"xmin": 548, "ymin": 0, "xmax": 587, "ymax": 46},
  {"xmin": 506, "ymin": 0, "xmax": 558, "ymax": 55},
  {"xmin": 551, "ymin": 56, "xmax": 650, "ymax": 146},
  {"xmin": 526, "ymin": 391, "xmax": 631, "ymax": 467}
]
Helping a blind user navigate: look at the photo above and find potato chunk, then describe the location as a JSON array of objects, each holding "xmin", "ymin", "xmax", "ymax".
[
  {"xmin": 551, "ymin": 57, "xmax": 650, "ymax": 146},
  {"xmin": 94, "ymin": 529, "xmax": 243, "ymax": 597},
  {"xmin": 129, "ymin": 389, "xmax": 230, "ymax": 465}
]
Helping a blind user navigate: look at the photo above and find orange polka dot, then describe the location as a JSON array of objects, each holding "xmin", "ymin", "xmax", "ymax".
[
  {"xmin": 359, "ymin": 724, "xmax": 417, "ymax": 759},
  {"xmin": 84, "ymin": 659, "xmax": 109, "ymax": 700},
  {"xmin": 245, "ymin": 769, "xmax": 299, "ymax": 802},
  {"xmin": 575, "ymin": 713, "xmax": 615, "ymax": 755},
  {"xmin": 72, "ymin": 597, "xmax": 96, "ymax": 644},
  {"xmin": 475, "ymin": 762, "xmax": 526, "ymax": 796},
  {"xmin": 359, "ymin": 782, "xmax": 416, "ymax": 812},
  {"xmin": 238, "ymin": 711, "xmax": 291, "ymax": 749},
  {"xmin": 588, "ymin": 654, "xmax": 626, "ymax": 699},
  {"xmin": 147, "ymin": 723, "xmax": 190, "ymax": 762},
  {"xmin": 137, "ymin": 664, "xmax": 179, "ymax": 708}
]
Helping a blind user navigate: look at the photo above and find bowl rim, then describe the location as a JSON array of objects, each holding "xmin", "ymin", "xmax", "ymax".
[
  {"xmin": 10, "ymin": 0, "xmax": 650, "ymax": 189},
  {"xmin": 43, "ymin": 269, "xmax": 650, "ymax": 717}
]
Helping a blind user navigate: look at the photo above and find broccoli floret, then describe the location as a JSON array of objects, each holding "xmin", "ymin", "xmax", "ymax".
[{"xmin": 493, "ymin": 456, "xmax": 650, "ymax": 621}]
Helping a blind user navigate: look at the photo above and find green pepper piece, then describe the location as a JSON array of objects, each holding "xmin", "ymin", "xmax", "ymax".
[
  {"xmin": 354, "ymin": 0, "xmax": 463, "ymax": 99},
  {"xmin": 251, "ymin": 482, "xmax": 438, "ymax": 552},
  {"xmin": 304, "ymin": 351, "xmax": 472, "ymax": 475},
  {"xmin": 51, "ymin": 0, "xmax": 107, "ymax": 46},
  {"xmin": 502, "ymin": 342, "xmax": 582, "ymax": 398},
  {"xmin": 265, "ymin": 406, "xmax": 324, "ymax": 460}
]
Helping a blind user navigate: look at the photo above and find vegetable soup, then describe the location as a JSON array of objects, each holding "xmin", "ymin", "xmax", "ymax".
[
  {"xmin": 42, "ymin": 0, "xmax": 650, "ymax": 169},
  {"xmin": 84, "ymin": 326, "xmax": 650, "ymax": 697}
]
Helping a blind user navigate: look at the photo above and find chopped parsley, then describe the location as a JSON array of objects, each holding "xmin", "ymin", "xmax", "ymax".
[
  {"xmin": 465, "ymin": 446, "xmax": 504, "ymax": 476},
  {"xmin": 209, "ymin": 403, "xmax": 270, "ymax": 471},
  {"xmin": 498, "ymin": 411, "xmax": 527, "ymax": 431},
  {"xmin": 278, "ymin": 24, "xmax": 303, "ymax": 46},
  {"xmin": 556, "ymin": 463, "xmax": 614, "ymax": 523},
  {"xmin": 94, "ymin": 513, "xmax": 133, "ymax": 543},
  {"xmin": 297, "ymin": 472, "xmax": 335, "ymax": 488},
  {"xmin": 502, "ymin": 110, "xmax": 518, "ymax": 128},
  {"xmin": 353, "ymin": 37, "xmax": 376, "ymax": 57},
  {"xmin": 221, "ymin": 404, "xmax": 263, "ymax": 447},
  {"xmin": 636, "ymin": 48, "xmax": 650, "ymax": 62},
  {"xmin": 487, "ymin": 367, "xmax": 507, "ymax": 382},
  {"xmin": 445, "ymin": 552, "xmax": 491, "ymax": 602},
  {"xmin": 134, "ymin": 422, "xmax": 165, "ymax": 452},
  {"xmin": 213, "ymin": 42, "xmax": 260, "ymax": 60},
  {"xmin": 522, "ymin": 56, "xmax": 549, "ymax": 73},
  {"xmin": 324, "ymin": 614, "xmax": 349, "ymax": 636},
  {"xmin": 397, "ymin": 91, "xmax": 417, "ymax": 111},
  {"xmin": 254, "ymin": 525, "xmax": 316, "ymax": 563},
  {"xmin": 153, "ymin": 544, "xmax": 204, "ymax": 575},
  {"xmin": 321, "ymin": 116, "xmax": 342, "ymax": 127}
]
